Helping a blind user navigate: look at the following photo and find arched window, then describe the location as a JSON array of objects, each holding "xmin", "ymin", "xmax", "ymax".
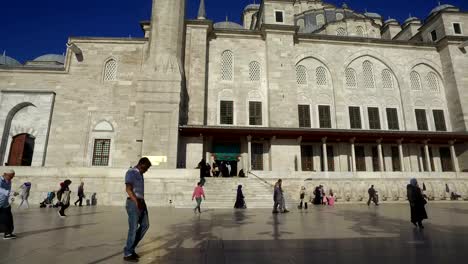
[
  {"xmin": 103, "ymin": 59, "xmax": 117, "ymax": 81},
  {"xmin": 337, "ymin": 27, "xmax": 347, "ymax": 36},
  {"xmin": 91, "ymin": 121, "xmax": 114, "ymax": 167},
  {"xmin": 316, "ymin": 66, "xmax": 328, "ymax": 86},
  {"xmin": 382, "ymin": 69, "xmax": 394, "ymax": 89},
  {"xmin": 426, "ymin": 72, "xmax": 439, "ymax": 92},
  {"xmin": 249, "ymin": 61, "xmax": 261, "ymax": 81},
  {"xmin": 336, "ymin": 13, "xmax": 344, "ymax": 21},
  {"xmin": 316, "ymin": 14, "xmax": 325, "ymax": 26},
  {"xmin": 362, "ymin": 60, "xmax": 375, "ymax": 88},
  {"xmin": 296, "ymin": 65, "xmax": 307, "ymax": 85},
  {"xmin": 345, "ymin": 68, "xmax": 357, "ymax": 88},
  {"xmin": 356, "ymin": 26, "xmax": 365, "ymax": 37},
  {"xmin": 410, "ymin": 71, "xmax": 422, "ymax": 91},
  {"xmin": 221, "ymin": 50, "xmax": 233, "ymax": 81}
]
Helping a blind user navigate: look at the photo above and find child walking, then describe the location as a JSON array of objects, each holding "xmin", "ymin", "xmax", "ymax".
[
  {"xmin": 18, "ymin": 182, "xmax": 31, "ymax": 209},
  {"xmin": 192, "ymin": 182, "xmax": 206, "ymax": 214}
]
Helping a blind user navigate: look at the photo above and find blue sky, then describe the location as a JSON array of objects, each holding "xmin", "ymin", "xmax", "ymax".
[{"xmin": 1, "ymin": 0, "xmax": 467, "ymax": 63}]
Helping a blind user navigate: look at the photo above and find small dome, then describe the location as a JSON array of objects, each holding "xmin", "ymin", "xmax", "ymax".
[
  {"xmin": 403, "ymin": 17, "xmax": 421, "ymax": 25},
  {"xmin": 214, "ymin": 21, "xmax": 244, "ymax": 30},
  {"xmin": 364, "ymin": 12, "xmax": 382, "ymax": 19},
  {"xmin": 33, "ymin": 54, "xmax": 65, "ymax": 64},
  {"xmin": 429, "ymin": 4, "xmax": 459, "ymax": 16},
  {"xmin": 244, "ymin": 4, "xmax": 260, "ymax": 12},
  {"xmin": 0, "ymin": 54, "xmax": 21, "ymax": 66},
  {"xmin": 384, "ymin": 18, "xmax": 400, "ymax": 25}
]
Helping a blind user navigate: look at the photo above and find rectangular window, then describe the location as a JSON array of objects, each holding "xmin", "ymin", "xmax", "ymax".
[
  {"xmin": 372, "ymin": 146, "xmax": 379, "ymax": 172},
  {"xmin": 420, "ymin": 147, "xmax": 428, "ymax": 172},
  {"xmin": 92, "ymin": 139, "xmax": 111, "ymax": 166},
  {"xmin": 415, "ymin": 109, "xmax": 428, "ymax": 131},
  {"xmin": 275, "ymin": 11, "xmax": 284, "ymax": 23},
  {"xmin": 301, "ymin": 145, "xmax": 314, "ymax": 171},
  {"xmin": 318, "ymin": 105, "xmax": 332, "ymax": 128},
  {"xmin": 298, "ymin": 105, "xmax": 311, "ymax": 128},
  {"xmin": 249, "ymin": 101, "xmax": 262, "ymax": 126},
  {"xmin": 431, "ymin": 30, "xmax": 438, "ymax": 41},
  {"xmin": 433, "ymin": 110, "xmax": 447, "ymax": 131},
  {"xmin": 453, "ymin": 23, "xmax": 462, "ymax": 34},
  {"xmin": 355, "ymin": 146, "xmax": 366, "ymax": 171},
  {"xmin": 439, "ymin": 147, "xmax": 453, "ymax": 172},
  {"xmin": 367, "ymin": 107, "xmax": 381, "ymax": 129},
  {"xmin": 349, "ymin": 106, "xmax": 362, "ymax": 129},
  {"xmin": 251, "ymin": 143, "xmax": 264, "ymax": 170},
  {"xmin": 220, "ymin": 101, "xmax": 233, "ymax": 125},
  {"xmin": 386, "ymin": 108, "xmax": 400, "ymax": 130},
  {"xmin": 391, "ymin": 146, "xmax": 401, "ymax": 172}
]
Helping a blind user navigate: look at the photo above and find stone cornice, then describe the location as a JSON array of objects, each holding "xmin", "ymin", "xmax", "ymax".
[
  {"xmin": 0, "ymin": 90, "xmax": 56, "ymax": 95},
  {"xmin": 68, "ymin": 37, "xmax": 147, "ymax": 44}
]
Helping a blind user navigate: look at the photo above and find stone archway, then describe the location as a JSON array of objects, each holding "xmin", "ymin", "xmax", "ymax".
[{"xmin": 7, "ymin": 133, "xmax": 35, "ymax": 166}]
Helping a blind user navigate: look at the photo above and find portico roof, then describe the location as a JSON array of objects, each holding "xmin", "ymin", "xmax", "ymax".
[{"xmin": 179, "ymin": 125, "xmax": 468, "ymax": 144}]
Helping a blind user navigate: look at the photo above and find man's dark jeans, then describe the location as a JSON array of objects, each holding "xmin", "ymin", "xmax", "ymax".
[
  {"xmin": 124, "ymin": 199, "xmax": 149, "ymax": 257},
  {"xmin": 0, "ymin": 206, "xmax": 14, "ymax": 234}
]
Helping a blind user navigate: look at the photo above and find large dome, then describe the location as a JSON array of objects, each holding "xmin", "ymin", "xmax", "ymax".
[
  {"xmin": 429, "ymin": 4, "xmax": 459, "ymax": 16},
  {"xmin": 33, "ymin": 54, "xmax": 65, "ymax": 64},
  {"xmin": 214, "ymin": 21, "xmax": 244, "ymax": 30},
  {"xmin": 0, "ymin": 54, "xmax": 21, "ymax": 66}
]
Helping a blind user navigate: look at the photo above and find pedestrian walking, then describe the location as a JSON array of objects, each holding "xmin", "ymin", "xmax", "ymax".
[
  {"xmin": 74, "ymin": 182, "xmax": 85, "ymax": 206},
  {"xmin": 407, "ymin": 178, "xmax": 428, "ymax": 229},
  {"xmin": 198, "ymin": 159, "xmax": 207, "ymax": 185},
  {"xmin": 298, "ymin": 186, "xmax": 307, "ymax": 209},
  {"xmin": 1, "ymin": 169, "xmax": 19, "ymax": 239},
  {"xmin": 234, "ymin": 185, "xmax": 246, "ymax": 209},
  {"xmin": 367, "ymin": 185, "xmax": 379, "ymax": 206},
  {"xmin": 123, "ymin": 157, "xmax": 152, "ymax": 262},
  {"xmin": 273, "ymin": 179, "xmax": 289, "ymax": 213},
  {"xmin": 17, "ymin": 182, "xmax": 31, "ymax": 209},
  {"xmin": 192, "ymin": 182, "xmax": 206, "ymax": 213},
  {"xmin": 57, "ymin": 180, "xmax": 72, "ymax": 217}
]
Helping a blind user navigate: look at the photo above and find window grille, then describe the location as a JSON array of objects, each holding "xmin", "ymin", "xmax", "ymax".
[
  {"xmin": 362, "ymin": 60, "xmax": 375, "ymax": 88},
  {"xmin": 301, "ymin": 145, "xmax": 314, "ymax": 171},
  {"xmin": 439, "ymin": 147, "xmax": 453, "ymax": 172},
  {"xmin": 382, "ymin": 69, "xmax": 394, "ymax": 89},
  {"xmin": 221, "ymin": 50, "xmax": 233, "ymax": 81},
  {"xmin": 426, "ymin": 72, "xmax": 439, "ymax": 92},
  {"xmin": 367, "ymin": 107, "xmax": 381, "ymax": 130},
  {"xmin": 316, "ymin": 66, "xmax": 327, "ymax": 86},
  {"xmin": 410, "ymin": 71, "xmax": 422, "ymax": 91},
  {"xmin": 275, "ymin": 11, "xmax": 284, "ymax": 23},
  {"xmin": 318, "ymin": 105, "xmax": 331, "ymax": 128},
  {"xmin": 337, "ymin": 27, "xmax": 347, "ymax": 36},
  {"xmin": 296, "ymin": 65, "xmax": 307, "ymax": 85},
  {"xmin": 415, "ymin": 109, "xmax": 428, "ymax": 131},
  {"xmin": 316, "ymin": 14, "xmax": 325, "ymax": 26},
  {"xmin": 251, "ymin": 143, "xmax": 264, "ymax": 170},
  {"xmin": 92, "ymin": 139, "xmax": 111, "ymax": 166},
  {"xmin": 249, "ymin": 101, "xmax": 262, "ymax": 126},
  {"xmin": 345, "ymin": 68, "xmax": 357, "ymax": 88},
  {"xmin": 356, "ymin": 26, "xmax": 364, "ymax": 37},
  {"xmin": 249, "ymin": 61, "xmax": 261, "ymax": 81},
  {"xmin": 220, "ymin": 101, "xmax": 234, "ymax": 124},
  {"xmin": 355, "ymin": 146, "xmax": 366, "ymax": 171},
  {"xmin": 298, "ymin": 105, "xmax": 311, "ymax": 128},
  {"xmin": 103, "ymin": 59, "xmax": 117, "ymax": 81},
  {"xmin": 372, "ymin": 146, "xmax": 380, "ymax": 171},
  {"xmin": 386, "ymin": 108, "xmax": 400, "ymax": 130},
  {"xmin": 349, "ymin": 106, "xmax": 362, "ymax": 129},
  {"xmin": 432, "ymin": 110, "xmax": 447, "ymax": 131}
]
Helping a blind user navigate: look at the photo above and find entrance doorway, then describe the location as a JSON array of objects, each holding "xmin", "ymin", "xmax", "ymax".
[
  {"xmin": 7, "ymin": 134, "xmax": 35, "ymax": 166},
  {"xmin": 212, "ymin": 143, "xmax": 240, "ymax": 177}
]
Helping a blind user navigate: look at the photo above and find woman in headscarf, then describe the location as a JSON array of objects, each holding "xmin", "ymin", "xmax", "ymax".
[
  {"xmin": 406, "ymin": 178, "xmax": 428, "ymax": 229},
  {"xmin": 234, "ymin": 185, "xmax": 246, "ymax": 209}
]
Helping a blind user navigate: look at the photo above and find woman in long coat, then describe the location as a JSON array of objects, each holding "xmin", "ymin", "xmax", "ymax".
[
  {"xmin": 407, "ymin": 178, "xmax": 428, "ymax": 229},
  {"xmin": 234, "ymin": 185, "xmax": 246, "ymax": 209}
]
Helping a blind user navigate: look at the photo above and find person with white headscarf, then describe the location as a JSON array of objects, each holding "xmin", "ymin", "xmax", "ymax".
[{"xmin": 406, "ymin": 178, "xmax": 428, "ymax": 229}]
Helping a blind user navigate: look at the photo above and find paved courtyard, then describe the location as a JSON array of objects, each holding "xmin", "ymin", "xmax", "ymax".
[{"xmin": 1, "ymin": 203, "xmax": 468, "ymax": 263}]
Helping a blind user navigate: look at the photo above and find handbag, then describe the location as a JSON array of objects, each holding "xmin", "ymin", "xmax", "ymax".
[{"xmin": 61, "ymin": 191, "xmax": 71, "ymax": 205}]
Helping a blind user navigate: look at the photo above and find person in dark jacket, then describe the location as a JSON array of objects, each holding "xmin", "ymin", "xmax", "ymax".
[
  {"xmin": 234, "ymin": 185, "xmax": 246, "ymax": 209},
  {"xmin": 197, "ymin": 159, "xmax": 206, "ymax": 185},
  {"xmin": 74, "ymin": 182, "xmax": 85, "ymax": 206},
  {"xmin": 407, "ymin": 178, "xmax": 428, "ymax": 229},
  {"xmin": 367, "ymin": 185, "xmax": 379, "ymax": 206},
  {"xmin": 57, "ymin": 180, "xmax": 72, "ymax": 217},
  {"xmin": 313, "ymin": 185, "xmax": 323, "ymax": 205}
]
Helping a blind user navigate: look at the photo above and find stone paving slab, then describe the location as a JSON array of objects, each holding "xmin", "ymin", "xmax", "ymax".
[{"xmin": 1, "ymin": 203, "xmax": 468, "ymax": 264}]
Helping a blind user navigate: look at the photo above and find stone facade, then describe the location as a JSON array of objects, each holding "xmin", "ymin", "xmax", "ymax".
[{"xmin": 0, "ymin": 0, "xmax": 468, "ymax": 206}]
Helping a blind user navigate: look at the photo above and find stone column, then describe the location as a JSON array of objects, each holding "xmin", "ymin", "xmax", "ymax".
[
  {"xmin": 247, "ymin": 135, "xmax": 252, "ymax": 172},
  {"xmin": 322, "ymin": 137, "xmax": 328, "ymax": 172},
  {"xmin": 449, "ymin": 140, "xmax": 461, "ymax": 172},
  {"xmin": 424, "ymin": 140, "xmax": 432, "ymax": 172},
  {"xmin": 397, "ymin": 139, "xmax": 405, "ymax": 172},
  {"xmin": 377, "ymin": 139, "xmax": 384, "ymax": 172},
  {"xmin": 350, "ymin": 138, "xmax": 356, "ymax": 172}
]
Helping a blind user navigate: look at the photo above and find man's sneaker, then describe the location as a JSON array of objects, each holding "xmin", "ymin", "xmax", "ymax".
[
  {"xmin": 132, "ymin": 253, "xmax": 140, "ymax": 259},
  {"xmin": 123, "ymin": 254, "xmax": 139, "ymax": 262},
  {"xmin": 58, "ymin": 211, "xmax": 66, "ymax": 218},
  {"xmin": 3, "ymin": 234, "xmax": 17, "ymax": 240},
  {"xmin": 272, "ymin": 210, "xmax": 279, "ymax": 214}
]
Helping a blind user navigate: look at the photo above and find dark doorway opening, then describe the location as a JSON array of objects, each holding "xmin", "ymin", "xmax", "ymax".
[
  {"xmin": 7, "ymin": 134, "xmax": 35, "ymax": 166},
  {"xmin": 212, "ymin": 143, "xmax": 240, "ymax": 177}
]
